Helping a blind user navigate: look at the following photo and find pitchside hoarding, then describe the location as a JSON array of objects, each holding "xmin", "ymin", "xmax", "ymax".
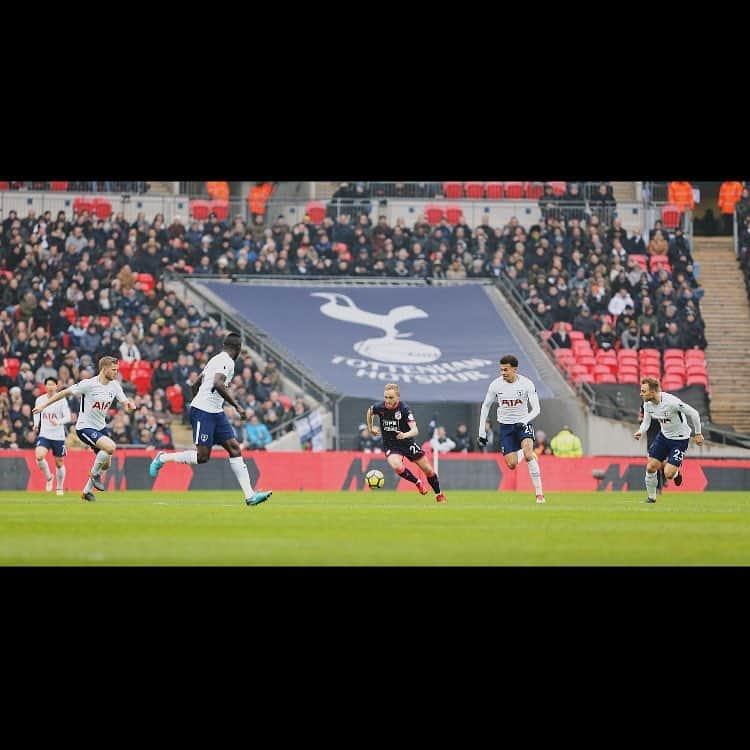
[{"xmin": 197, "ymin": 282, "xmax": 552, "ymax": 402}]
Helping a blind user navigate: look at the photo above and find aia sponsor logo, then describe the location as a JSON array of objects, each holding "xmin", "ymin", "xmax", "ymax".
[
  {"xmin": 91, "ymin": 400, "xmax": 112, "ymax": 411},
  {"xmin": 501, "ymin": 399, "xmax": 523, "ymax": 407}
]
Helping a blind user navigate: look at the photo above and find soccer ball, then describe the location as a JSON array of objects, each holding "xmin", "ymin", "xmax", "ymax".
[{"xmin": 365, "ymin": 469, "xmax": 385, "ymax": 489}]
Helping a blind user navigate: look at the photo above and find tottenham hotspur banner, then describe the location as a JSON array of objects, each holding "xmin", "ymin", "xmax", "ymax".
[{"xmin": 197, "ymin": 282, "xmax": 552, "ymax": 402}]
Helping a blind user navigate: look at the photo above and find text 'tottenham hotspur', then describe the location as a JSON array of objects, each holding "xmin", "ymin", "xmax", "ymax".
[{"xmin": 330, "ymin": 356, "xmax": 494, "ymax": 384}]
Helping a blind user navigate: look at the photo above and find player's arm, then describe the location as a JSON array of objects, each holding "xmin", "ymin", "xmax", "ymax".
[
  {"xmin": 191, "ymin": 374, "xmax": 203, "ymax": 398},
  {"xmin": 677, "ymin": 400, "xmax": 704, "ymax": 445},
  {"xmin": 33, "ymin": 397, "xmax": 42, "ymax": 429},
  {"xmin": 524, "ymin": 389, "xmax": 541, "ymax": 425},
  {"xmin": 212, "ymin": 372, "xmax": 245, "ymax": 418},
  {"xmin": 634, "ymin": 406, "xmax": 651, "ymax": 439},
  {"xmin": 478, "ymin": 384, "xmax": 496, "ymax": 444},
  {"xmin": 32, "ymin": 387, "xmax": 74, "ymax": 414},
  {"xmin": 114, "ymin": 381, "xmax": 136, "ymax": 412},
  {"xmin": 366, "ymin": 406, "xmax": 380, "ymax": 436},
  {"xmin": 396, "ymin": 419, "xmax": 418, "ymax": 441},
  {"xmin": 59, "ymin": 399, "xmax": 72, "ymax": 425}
]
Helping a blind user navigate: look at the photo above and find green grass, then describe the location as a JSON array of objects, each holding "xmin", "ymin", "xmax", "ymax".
[{"xmin": 2, "ymin": 490, "xmax": 750, "ymax": 565}]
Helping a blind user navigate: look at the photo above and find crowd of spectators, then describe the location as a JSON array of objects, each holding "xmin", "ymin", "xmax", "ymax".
[
  {"xmin": 0, "ymin": 206, "xmax": 308, "ymax": 450},
  {"xmin": 2, "ymin": 182, "xmax": 148, "ymax": 193}
]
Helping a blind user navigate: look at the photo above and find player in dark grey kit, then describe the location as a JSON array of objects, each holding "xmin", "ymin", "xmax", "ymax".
[{"xmin": 367, "ymin": 382, "xmax": 446, "ymax": 503}]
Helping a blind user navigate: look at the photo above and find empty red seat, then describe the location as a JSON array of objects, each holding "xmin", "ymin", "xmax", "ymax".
[
  {"xmin": 618, "ymin": 372, "xmax": 640, "ymax": 384},
  {"xmin": 4, "ymin": 357, "xmax": 20, "ymax": 378},
  {"xmin": 278, "ymin": 394, "xmax": 292, "ymax": 412},
  {"xmin": 424, "ymin": 205, "xmax": 444, "ymax": 224},
  {"xmin": 190, "ymin": 199, "xmax": 211, "ymax": 221},
  {"xmin": 524, "ymin": 182, "xmax": 544, "ymax": 199},
  {"xmin": 686, "ymin": 374, "xmax": 709, "ymax": 388},
  {"xmin": 685, "ymin": 350, "xmax": 706, "ymax": 363},
  {"xmin": 617, "ymin": 349, "xmax": 638, "ymax": 361},
  {"xmin": 166, "ymin": 385, "xmax": 184, "ymax": 413},
  {"xmin": 639, "ymin": 348, "xmax": 661, "ymax": 360},
  {"xmin": 93, "ymin": 198, "xmax": 112, "ymax": 219},
  {"xmin": 548, "ymin": 181, "xmax": 567, "ymax": 196},
  {"xmin": 661, "ymin": 203, "xmax": 682, "ymax": 229},
  {"xmin": 73, "ymin": 197, "xmax": 96, "ymax": 215},
  {"xmin": 664, "ymin": 361, "xmax": 686, "ymax": 375},
  {"xmin": 132, "ymin": 359, "xmax": 153, "ymax": 372},
  {"xmin": 485, "ymin": 182, "xmax": 504, "ymax": 199},
  {"xmin": 686, "ymin": 364, "xmax": 708, "ymax": 377},
  {"xmin": 445, "ymin": 205, "xmax": 463, "ymax": 225},
  {"xmin": 596, "ymin": 372, "xmax": 617, "ymax": 383},
  {"xmin": 504, "ymin": 181, "xmax": 524, "ymax": 199},
  {"xmin": 209, "ymin": 199, "xmax": 229, "ymax": 221},
  {"xmin": 649, "ymin": 254, "xmax": 672, "ymax": 273},
  {"xmin": 629, "ymin": 254, "xmax": 649, "ymax": 273},
  {"xmin": 65, "ymin": 307, "xmax": 76, "ymax": 323},
  {"xmin": 568, "ymin": 329, "xmax": 584, "ymax": 340},
  {"xmin": 118, "ymin": 360, "xmax": 133, "ymax": 381},
  {"xmin": 663, "ymin": 348, "xmax": 684, "ymax": 360},
  {"xmin": 305, "ymin": 201, "xmax": 326, "ymax": 224},
  {"xmin": 618, "ymin": 365, "xmax": 639, "ymax": 378},
  {"xmin": 465, "ymin": 182, "xmax": 484, "ymax": 199},
  {"xmin": 0, "ymin": 181, "xmax": 9, "ymax": 190},
  {"xmin": 554, "ymin": 348, "xmax": 575, "ymax": 361},
  {"xmin": 443, "ymin": 182, "xmax": 463, "ymax": 199},
  {"xmin": 574, "ymin": 371, "xmax": 595, "ymax": 383},
  {"xmin": 79, "ymin": 316, "xmax": 91, "ymax": 329},
  {"xmin": 133, "ymin": 371, "xmax": 152, "ymax": 395},
  {"xmin": 661, "ymin": 376, "xmax": 685, "ymax": 390},
  {"xmin": 577, "ymin": 355, "xmax": 597, "ymax": 369},
  {"xmin": 136, "ymin": 273, "xmax": 155, "ymax": 292},
  {"xmin": 50, "ymin": 181, "xmax": 69, "ymax": 191}
]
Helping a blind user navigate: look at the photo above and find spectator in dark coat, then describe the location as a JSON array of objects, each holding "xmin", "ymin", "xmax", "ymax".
[
  {"xmin": 595, "ymin": 321, "xmax": 617, "ymax": 352},
  {"xmin": 572, "ymin": 306, "xmax": 598, "ymax": 338},
  {"xmin": 637, "ymin": 323, "xmax": 659, "ymax": 350},
  {"xmin": 150, "ymin": 361, "xmax": 175, "ymax": 392},
  {"xmin": 550, "ymin": 321, "xmax": 572, "ymax": 348},
  {"xmin": 452, "ymin": 423, "xmax": 473, "ymax": 453}
]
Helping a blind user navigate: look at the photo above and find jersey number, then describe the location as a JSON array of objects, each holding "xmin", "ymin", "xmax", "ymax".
[{"xmin": 671, "ymin": 448, "xmax": 684, "ymax": 463}]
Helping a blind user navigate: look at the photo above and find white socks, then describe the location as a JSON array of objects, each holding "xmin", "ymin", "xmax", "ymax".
[
  {"xmin": 37, "ymin": 458, "xmax": 53, "ymax": 480},
  {"xmin": 229, "ymin": 456, "xmax": 254, "ymax": 499},
  {"xmin": 527, "ymin": 457, "xmax": 543, "ymax": 495},
  {"xmin": 160, "ymin": 450, "xmax": 198, "ymax": 464},
  {"xmin": 92, "ymin": 450, "xmax": 110, "ymax": 476},
  {"xmin": 645, "ymin": 470, "xmax": 658, "ymax": 499},
  {"xmin": 56, "ymin": 466, "xmax": 65, "ymax": 490},
  {"xmin": 84, "ymin": 477, "xmax": 95, "ymax": 493}
]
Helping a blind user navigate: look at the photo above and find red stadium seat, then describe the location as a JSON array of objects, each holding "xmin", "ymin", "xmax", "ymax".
[
  {"xmin": 133, "ymin": 370, "xmax": 152, "ymax": 395},
  {"xmin": 118, "ymin": 360, "xmax": 133, "ymax": 381},
  {"xmin": 166, "ymin": 385, "xmax": 184, "ymax": 414},
  {"xmin": 132, "ymin": 359, "xmax": 153, "ymax": 372},
  {"xmin": 136, "ymin": 273, "xmax": 155, "ymax": 292},
  {"xmin": 639, "ymin": 348, "xmax": 661, "ymax": 361},
  {"xmin": 209, "ymin": 200, "xmax": 229, "ymax": 221},
  {"xmin": 50, "ymin": 181, "xmax": 69, "ymax": 191},
  {"xmin": 595, "ymin": 373, "xmax": 617, "ymax": 384},
  {"xmin": 572, "ymin": 343, "xmax": 593, "ymax": 358},
  {"xmin": 73, "ymin": 197, "xmax": 96, "ymax": 215},
  {"xmin": 686, "ymin": 374, "xmax": 709, "ymax": 388},
  {"xmin": 93, "ymin": 198, "xmax": 112, "ymax": 219},
  {"xmin": 0, "ymin": 181, "xmax": 9, "ymax": 190},
  {"xmin": 306, "ymin": 201, "xmax": 326, "ymax": 224},
  {"xmin": 445, "ymin": 205, "xmax": 463, "ymax": 225},
  {"xmin": 4, "ymin": 358, "xmax": 20, "ymax": 378},
  {"xmin": 649, "ymin": 254, "xmax": 672, "ymax": 273},
  {"xmin": 628, "ymin": 254, "xmax": 649, "ymax": 273},
  {"xmin": 541, "ymin": 330, "xmax": 552, "ymax": 341},
  {"xmin": 617, "ymin": 349, "xmax": 638, "ymax": 361},
  {"xmin": 524, "ymin": 182, "xmax": 544, "ymax": 199},
  {"xmin": 465, "ymin": 182, "xmax": 484, "ymax": 199},
  {"xmin": 664, "ymin": 361, "xmax": 686, "ymax": 375},
  {"xmin": 190, "ymin": 199, "xmax": 211, "ymax": 221},
  {"xmin": 503, "ymin": 182, "xmax": 524, "ymax": 199},
  {"xmin": 661, "ymin": 376, "xmax": 685, "ymax": 391},
  {"xmin": 686, "ymin": 363, "xmax": 708, "ymax": 377},
  {"xmin": 661, "ymin": 203, "xmax": 682, "ymax": 229},
  {"xmin": 577, "ymin": 355, "xmax": 597, "ymax": 370},
  {"xmin": 65, "ymin": 307, "xmax": 76, "ymax": 323},
  {"xmin": 617, "ymin": 365, "xmax": 639, "ymax": 377},
  {"xmin": 574, "ymin": 371, "xmax": 595, "ymax": 383},
  {"xmin": 79, "ymin": 316, "xmax": 91, "ymax": 329},
  {"xmin": 618, "ymin": 372, "xmax": 640, "ymax": 384},
  {"xmin": 485, "ymin": 182, "xmax": 504, "ymax": 199},
  {"xmin": 554, "ymin": 348, "xmax": 575, "ymax": 362},
  {"xmin": 278, "ymin": 395, "xmax": 292, "ymax": 412},
  {"xmin": 443, "ymin": 182, "xmax": 463, "ymax": 199},
  {"xmin": 663, "ymin": 349, "xmax": 685, "ymax": 360},
  {"xmin": 685, "ymin": 350, "xmax": 706, "ymax": 363},
  {"xmin": 98, "ymin": 316, "xmax": 110, "ymax": 328},
  {"xmin": 424, "ymin": 205, "xmax": 444, "ymax": 225},
  {"xmin": 548, "ymin": 181, "xmax": 567, "ymax": 197},
  {"xmin": 568, "ymin": 330, "xmax": 584, "ymax": 340}
]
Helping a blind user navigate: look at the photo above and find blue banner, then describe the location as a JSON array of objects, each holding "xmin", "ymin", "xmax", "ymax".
[{"xmin": 197, "ymin": 282, "xmax": 552, "ymax": 402}]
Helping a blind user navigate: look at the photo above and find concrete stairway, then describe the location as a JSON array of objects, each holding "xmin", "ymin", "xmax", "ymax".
[
  {"xmin": 611, "ymin": 181, "xmax": 636, "ymax": 202},
  {"xmin": 691, "ymin": 236, "xmax": 750, "ymax": 434}
]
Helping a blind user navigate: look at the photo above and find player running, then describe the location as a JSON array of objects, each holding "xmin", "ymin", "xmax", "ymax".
[
  {"xmin": 148, "ymin": 332, "xmax": 272, "ymax": 507},
  {"xmin": 367, "ymin": 382, "xmax": 446, "ymax": 503},
  {"xmin": 634, "ymin": 376, "xmax": 704, "ymax": 504},
  {"xmin": 478, "ymin": 354, "xmax": 546, "ymax": 503},
  {"xmin": 33, "ymin": 376, "xmax": 71, "ymax": 495},
  {"xmin": 32, "ymin": 356, "xmax": 136, "ymax": 502}
]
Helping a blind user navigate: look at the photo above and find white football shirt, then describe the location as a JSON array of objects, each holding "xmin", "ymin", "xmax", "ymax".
[
  {"xmin": 639, "ymin": 391, "xmax": 701, "ymax": 440},
  {"xmin": 190, "ymin": 351, "xmax": 235, "ymax": 413},
  {"xmin": 34, "ymin": 394, "xmax": 71, "ymax": 441},
  {"xmin": 480, "ymin": 373, "xmax": 541, "ymax": 429},
  {"xmin": 70, "ymin": 376, "xmax": 127, "ymax": 431}
]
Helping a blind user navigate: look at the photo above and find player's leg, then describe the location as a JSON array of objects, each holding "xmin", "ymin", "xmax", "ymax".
[
  {"xmin": 663, "ymin": 440, "xmax": 688, "ymax": 486},
  {"xmin": 54, "ymin": 443, "xmax": 66, "ymax": 495},
  {"xmin": 83, "ymin": 435, "xmax": 116, "ymax": 493},
  {"xmin": 219, "ymin": 436, "xmax": 271, "ymax": 506},
  {"xmin": 150, "ymin": 407, "xmax": 203, "ymax": 476},
  {"xmin": 413, "ymin": 454, "xmax": 446, "ymax": 503},
  {"xmin": 386, "ymin": 451, "xmax": 421, "ymax": 487},
  {"xmin": 35, "ymin": 443, "xmax": 54, "ymax": 491},
  {"xmin": 521, "ymin": 434, "xmax": 545, "ymax": 503}
]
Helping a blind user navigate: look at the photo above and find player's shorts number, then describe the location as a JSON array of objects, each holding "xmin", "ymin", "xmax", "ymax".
[
  {"xmin": 409, "ymin": 444, "xmax": 419, "ymax": 454},
  {"xmin": 523, "ymin": 424, "xmax": 533, "ymax": 435},
  {"xmin": 672, "ymin": 448, "xmax": 684, "ymax": 463}
]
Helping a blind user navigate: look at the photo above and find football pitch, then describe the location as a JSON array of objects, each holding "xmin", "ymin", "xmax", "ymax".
[{"xmin": 2, "ymin": 490, "xmax": 750, "ymax": 565}]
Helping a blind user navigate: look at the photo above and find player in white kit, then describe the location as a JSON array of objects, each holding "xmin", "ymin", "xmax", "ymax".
[
  {"xmin": 634, "ymin": 376, "xmax": 704, "ymax": 504},
  {"xmin": 148, "ymin": 332, "xmax": 272, "ymax": 506},
  {"xmin": 477, "ymin": 354, "xmax": 546, "ymax": 503},
  {"xmin": 33, "ymin": 356, "xmax": 136, "ymax": 502},
  {"xmin": 33, "ymin": 376, "xmax": 71, "ymax": 495}
]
